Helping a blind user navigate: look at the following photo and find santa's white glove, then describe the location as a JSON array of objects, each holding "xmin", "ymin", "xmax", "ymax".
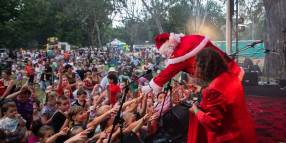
[{"xmin": 142, "ymin": 85, "xmax": 153, "ymax": 95}]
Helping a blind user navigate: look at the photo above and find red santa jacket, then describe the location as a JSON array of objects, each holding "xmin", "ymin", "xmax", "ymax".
[
  {"xmin": 188, "ymin": 72, "xmax": 257, "ymax": 143},
  {"xmin": 149, "ymin": 35, "xmax": 241, "ymax": 93}
]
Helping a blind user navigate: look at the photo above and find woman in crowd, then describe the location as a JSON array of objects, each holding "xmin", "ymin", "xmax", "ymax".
[
  {"xmin": 0, "ymin": 69, "xmax": 16, "ymax": 97},
  {"xmin": 91, "ymin": 68, "xmax": 100, "ymax": 86},
  {"xmin": 25, "ymin": 60, "xmax": 35, "ymax": 83},
  {"xmin": 57, "ymin": 66, "xmax": 72, "ymax": 96},
  {"xmin": 64, "ymin": 64, "xmax": 77, "ymax": 91},
  {"xmin": 107, "ymin": 74, "xmax": 121, "ymax": 106},
  {"xmin": 141, "ymin": 59, "xmax": 153, "ymax": 81}
]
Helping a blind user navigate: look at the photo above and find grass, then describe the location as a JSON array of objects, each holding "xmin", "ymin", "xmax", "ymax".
[{"xmin": 10, "ymin": 74, "xmax": 45, "ymax": 103}]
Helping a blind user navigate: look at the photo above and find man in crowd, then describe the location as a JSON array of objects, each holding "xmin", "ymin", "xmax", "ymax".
[{"xmin": 40, "ymin": 60, "xmax": 53, "ymax": 92}]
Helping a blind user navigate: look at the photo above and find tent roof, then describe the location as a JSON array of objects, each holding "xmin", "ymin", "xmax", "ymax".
[{"xmin": 110, "ymin": 39, "xmax": 126, "ymax": 46}]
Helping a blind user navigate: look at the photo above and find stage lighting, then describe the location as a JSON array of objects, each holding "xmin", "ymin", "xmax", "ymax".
[
  {"xmin": 239, "ymin": 26, "xmax": 246, "ymax": 32},
  {"xmin": 237, "ymin": 18, "xmax": 244, "ymax": 24}
]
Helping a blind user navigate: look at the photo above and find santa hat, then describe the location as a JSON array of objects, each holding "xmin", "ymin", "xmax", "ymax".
[
  {"xmin": 155, "ymin": 33, "xmax": 170, "ymax": 51},
  {"xmin": 155, "ymin": 33, "xmax": 185, "ymax": 57}
]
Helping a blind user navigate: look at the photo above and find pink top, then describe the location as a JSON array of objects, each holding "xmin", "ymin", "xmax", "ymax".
[{"xmin": 28, "ymin": 136, "xmax": 39, "ymax": 143}]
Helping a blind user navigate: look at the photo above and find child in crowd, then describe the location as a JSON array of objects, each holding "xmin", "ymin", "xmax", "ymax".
[
  {"xmin": 15, "ymin": 66, "xmax": 23, "ymax": 86},
  {"xmin": 32, "ymin": 100, "xmax": 41, "ymax": 122},
  {"xmin": 29, "ymin": 87, "xmax": 38, "ymax": 102},
  {"xmin": 63, "ymin": 87, "xmax": 76, "ymax": 104},
  {"xmin": 41, "ymin": 91, "xmax": 57, "ymax": 126},
  {"xmin": 70, "ymin": 126, "xmax": 84, "ymax": 136},
  {"xmin": 73, "ymin": 81, "xmax": 89, "ymax": 99},
  {"xmin": 88, "ymin": 89, "xmax": 109, "ymax": 121},
  {"xmin": 83, "ymin": 71, "xmax": 94, "ymax": 95},
  {"xmin": 35, "ymin": 64, "xmax": 41, "ymax": 84},
  {"xmin": 37, "ymin": 125, "xmax": 69, "ymax": 143},
  {"xmin": 72, "ymin": 89, "xmax": 88, "ymax": 111},
  {"xmin": 0, "ymin": 101, "xmax": 26, "ymax": 143},
  {"xmin": 69, "ymin": 105, "xmax": 118, "ymax": 132},
  {"xmin": 40, "ymin": 61, "xmax": 46, "ymax": 81},
  {"xmin": 27, "ymin": 120, "xmax": 42, "ymax": 143},
  {"xmin": 6, "ymin": 85, "xmax": 33, "ymax": 130},
  {"xmin": 99, "ymin": 66, "xmax": 106, "ymax": 78},
  {"xmin": 68, "ymin": 106, "xmax": 88, "ymax": 129},
  {"xmin": 88, "ymin": 94, "xmax": 100, "ymax": 121},
  {"xmin": 11, "ymin": 63, "xmax": 17, "ymax": 74},
  {"xmin": 51, "ymin": 95, "xmax": 70, "ymax": 143}
]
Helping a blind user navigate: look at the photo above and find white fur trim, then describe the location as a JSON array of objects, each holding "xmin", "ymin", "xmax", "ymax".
[
  {"xmin": 168, "ymin": 36, "xmax": 210, "ymax": 64},
  {"xmin": 149, "ymin": 79, "xmax": 163, "ymax": 93},
  {"xmin": 159, "ymin": 33, "xmax": 184, "ymax": 58}
]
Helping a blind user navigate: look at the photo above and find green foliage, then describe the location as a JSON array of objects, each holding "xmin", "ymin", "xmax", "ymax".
[{"xmin": 0, "ymin": 0, "xmax": 266, "ymax": 49}]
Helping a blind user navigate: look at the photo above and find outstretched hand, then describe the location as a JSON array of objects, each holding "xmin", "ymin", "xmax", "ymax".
[{"xmin": 59, "ymin": 127, "xmax": 70, "ymax": 136}]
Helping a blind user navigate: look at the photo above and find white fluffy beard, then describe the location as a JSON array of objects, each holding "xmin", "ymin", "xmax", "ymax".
[{"xmin": 159, "ymin": 40, "xmax": 176, "ymax": 58}]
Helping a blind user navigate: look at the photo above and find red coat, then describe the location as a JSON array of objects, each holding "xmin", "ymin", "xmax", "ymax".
[
  {"xmin": 149, "ymin": 35, "xmax": 241, "ymax": 93},
  {"xmin": 188, "ymin": 72, "xmax": 257, "ymax": 143}
]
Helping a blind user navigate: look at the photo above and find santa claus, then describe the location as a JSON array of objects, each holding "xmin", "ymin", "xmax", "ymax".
[{"xmin": 142, "ymin": 33, "xmax": 243, "ymax": 94}]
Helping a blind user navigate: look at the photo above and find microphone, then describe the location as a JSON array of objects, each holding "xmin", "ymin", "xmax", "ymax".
[{"xmin": 248, "ymin": 40, "xmax": 263, "ymax": 47}]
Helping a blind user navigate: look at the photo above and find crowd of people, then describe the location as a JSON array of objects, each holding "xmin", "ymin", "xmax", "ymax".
[
  {"xmin": 0, "ymin": 47, "xmax": 198, "ymax": 143},
  {"xmin": 0, "ymin": 32, "xmax": 258, "ymax": 143}
]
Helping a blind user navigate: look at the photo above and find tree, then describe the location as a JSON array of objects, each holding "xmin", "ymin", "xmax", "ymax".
[
  {"xmin": 263, "ymin": 0, "xmax": 286, "ymax": 78},
  {"xmin": 168, "ymin": 1, "xmax": 190, "ymax": 34},
  {"xmin": 141, "ymin": 0, "xmax": 177, "ymax": 34},
  {"xmin": 239, "ymin": 0, "xmax": 265, "ymax": 40},
  {"xmin": 168, "ymin": 0, "xmax": 225, "ymax": 40},
  {"xmin": 120, "ymin": 0, "xmax": 143, "ymax": 51},
  {"xmin": 187, "ymin": 0, "xmax": 210, "ymax": 34},
  {"xmin": 0, "ymin": 0, "xmax": 22, "ymax": 48},
  {"xmin": 66, "ymin": 0, "xmax": 119, "ymax": 50}
]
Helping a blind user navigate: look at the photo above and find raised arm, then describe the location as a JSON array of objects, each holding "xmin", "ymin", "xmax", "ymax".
[
  {"xmin": 6, "ymin": 84, "xmax": 28, "ymax": 99},
  {"xmin": 87, "ymin": 107, "xmax": 118, "ymax": 128},
  {"xmin": 46, "ymin": 127, "xmax": 69, "ymax": 143},
  {"xmin": 103, "ymin": 85, "xmax": 111, "ymax": 105},
  {"xmin": 57, "ymin": 67, "xmax": 64, "ymax": 91},
  {"xmin": 139, "ymin": 95, "xmax": 147, "ymax": 117}
]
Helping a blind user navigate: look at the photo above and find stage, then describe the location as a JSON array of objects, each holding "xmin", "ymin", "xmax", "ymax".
[
  {"xmin": 244, "ymin": 85, "xmax": 286, "ymax": 142},
  {"xmin": 154, "ymin": 85, "xmax": 286, "ymax": 143}
]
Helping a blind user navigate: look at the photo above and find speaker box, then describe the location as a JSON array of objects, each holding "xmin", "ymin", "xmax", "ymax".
[
  {"xmin": 242, "ymin": 72, "xmax": 258, "ymax": 86},
  {"xmin": 163, "ymin": 103, "xmax": 190, "ymax": 136}
]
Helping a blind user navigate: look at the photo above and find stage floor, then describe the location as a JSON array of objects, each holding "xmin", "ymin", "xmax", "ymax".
[{"xmin": 244, "ymin": 85, "xmax": 286, "ymax": 142}]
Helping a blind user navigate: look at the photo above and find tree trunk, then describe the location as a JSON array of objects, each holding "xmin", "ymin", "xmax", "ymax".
[
  {"xmin": 263, "ymin": 0, "xmax": 286, "ymax": 78},
  {"xmin": 94, "ymin": 12, "xmax": 102, "ymax": 49},
  {"xmin": 154, "ymin": 15, "xmax": 164, "ymax": 34},
  {"xmin": 88, "ymin": 27, "xmax": 95, "ymax": 50}
]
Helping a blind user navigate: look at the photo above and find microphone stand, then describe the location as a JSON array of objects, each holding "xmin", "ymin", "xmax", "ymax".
[
  {"xmin": 229, "ymin": 41, "xmax": 263, "ymax": 60},
  {"xmin": 107, "ymin": 69, "xmax": 152, "ymax": 143},
  {"xmin": 158, "ymin": 79, "xmax": 173, "ymax": 142},
  {"xmin": 166, "ymin": 80, "xmax": 174, "ymax": 142}
]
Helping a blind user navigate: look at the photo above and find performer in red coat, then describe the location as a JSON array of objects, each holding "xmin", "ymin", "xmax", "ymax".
[
  {"xmin": 142, "ymin": 33, "xmax": 242, "ymax": 94},
  {"xmin": 188, "ymin": 48, "xmax": 257, "ymax": 143}
]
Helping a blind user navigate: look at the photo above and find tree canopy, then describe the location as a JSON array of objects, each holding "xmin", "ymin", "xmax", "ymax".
[{"xmin": 0, "ymin": 0, "xmax": 266, "ymax": 50}]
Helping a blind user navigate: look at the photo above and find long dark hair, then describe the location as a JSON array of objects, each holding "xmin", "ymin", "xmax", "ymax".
[{"xmin": 195, "ymin": 48, "xmax": 229, "ymax": 84}]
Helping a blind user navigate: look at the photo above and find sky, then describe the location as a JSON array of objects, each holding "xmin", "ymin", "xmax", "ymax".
[{"xmin": 112, "ymin": 0, "xmax": 226, "ymax": 27}]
